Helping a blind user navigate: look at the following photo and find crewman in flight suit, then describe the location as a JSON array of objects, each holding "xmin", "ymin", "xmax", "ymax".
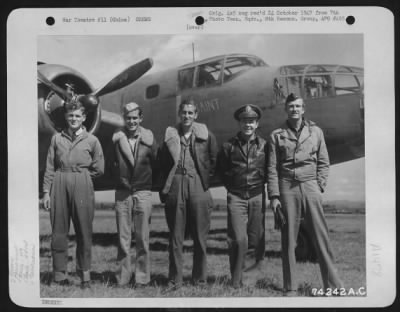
[
  {"xmin": 158, "ymin": 99, "xmax": 218, "ymax": 288},
  {"xmin": 217, "ymin": 104, "xmax": 267, "ymax": 288},
  {"xmin": 267, "ymin": 93, "xmax": 343, "ymax": 296},
  {"xmin": 42, "ymin": 97, "xmax": 104, "ymax": 289}
]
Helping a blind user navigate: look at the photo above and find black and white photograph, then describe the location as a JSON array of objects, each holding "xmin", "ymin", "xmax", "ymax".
[{"xmin": 8, "ymin": 7, "xmax": 395, "ymax": 308}]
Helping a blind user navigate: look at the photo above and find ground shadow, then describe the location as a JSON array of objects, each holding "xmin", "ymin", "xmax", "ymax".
[
  {"xmin": 40, "ymin": 271, "xmax": 53, "ymax": 285},
  {"xmin": 149, "ymin": 274, "xmax": 169, "ymax": 287},
  {"xmin": 209, "ymin": 228, "xmax": 228, "ymax": 235},
  {"xmin": 255, "ymin": 278, "xmax": 282, "ymax": 291},
  {"xmin": 40, "ymin": 232, "xmax": 283, "ymax": 259},
  {"xmin": 206, "ymin": 274, "xmax": 230, "ymax": 284},
  {"xmin": 90, "ymin": 270, "xmax": 119, "ymax": 285},
  {"xmin": 150, "ymin": 231, "xmax": 169, "ymax": 239},
  {"xmin": 40, "ymin": 270, "xmax": 119, "ymax": 286}
]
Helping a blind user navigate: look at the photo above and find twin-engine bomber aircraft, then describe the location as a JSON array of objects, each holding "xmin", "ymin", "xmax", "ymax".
[{"xmin": 38, "ymin": 53, "xmax": 364, "ymax": 260}]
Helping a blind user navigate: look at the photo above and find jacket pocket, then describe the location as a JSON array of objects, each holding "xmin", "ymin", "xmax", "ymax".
[{"xmin": 257, "ymin": 168, "xmax": 266, "ymax": 179}]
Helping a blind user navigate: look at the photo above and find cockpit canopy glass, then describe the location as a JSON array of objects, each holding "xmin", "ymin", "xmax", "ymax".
[
  {"xmin": 278, "ymin": 64, "xmax": 363, "ymax": 99},
  {"xmin": 178, "ymin": 55, "xmax": 267, "ymax": 90}
]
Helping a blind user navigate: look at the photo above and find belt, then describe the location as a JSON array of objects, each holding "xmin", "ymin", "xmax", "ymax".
[
  {"xmin": 57, "ymin": 166, "xmax": 86, "ymax": 172},
  {"xmin": 175, "ymin": 167, "xmax": 197, "ymax": 176},
  {"xmin": 175, "ymin": 167, "xmax": 187, "ymax": 175}
]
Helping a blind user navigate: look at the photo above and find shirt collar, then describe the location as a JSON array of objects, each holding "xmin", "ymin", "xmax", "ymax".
[
  {"xmin": 126, "ymin": 127, "xmax": 141, "ymax": 139},
  {"xmin": 180, "ymin": 132, "xmax": 193, "ymax": 146},
  {"xmin": 75, "ymin": 127, "xmax": 83, "ymax": 136},
  {"xmin": 63, "ymin": 127, "xmax": 86, "ymax": 140},
  {"xmin": 286, "ymin": 118, "xmax": 305, "ymax": 133},
  {"xmin": 235, "ymin": 132, "xmax": 259, "ymax": 145}
]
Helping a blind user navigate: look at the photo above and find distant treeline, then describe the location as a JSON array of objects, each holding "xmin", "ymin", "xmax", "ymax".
[{"xmin": 95, "ymin": 199, "xmax": 365, "ymax": 214}]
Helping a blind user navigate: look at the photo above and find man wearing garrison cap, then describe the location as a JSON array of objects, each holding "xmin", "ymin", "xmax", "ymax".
[
  {"xmin": 110, "ymin": 102, "xmax": 158, "ymax": 288},
  {"xmin": 217, "ymin": 104, "xmax": 267, "ymax": 288},
  {"xmin": 267, "ymin": 94, "xmax": 343, "ymax": 296}
]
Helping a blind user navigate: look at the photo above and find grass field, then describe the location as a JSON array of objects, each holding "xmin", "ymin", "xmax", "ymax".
[{"xmin": 39, "ymin": 208, "xmax": 366, "ymax": 298}]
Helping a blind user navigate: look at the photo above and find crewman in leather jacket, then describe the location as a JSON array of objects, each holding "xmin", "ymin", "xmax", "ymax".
[
  {"xmin": 158, "ymin": 100, "xmax": 218, "ymax": 288},
  {"xmin": 111, "ymin": 102, "xmax": 158, "ymax": 287},
  {"xmin": 217, "ymin": 104, "xmax": 267, "ymax": 288}
]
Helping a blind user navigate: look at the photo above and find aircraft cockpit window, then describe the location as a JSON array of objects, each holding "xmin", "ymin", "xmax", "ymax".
[
  {"xmin": 334, "ymin": 74, "xmax": 361, "ymax": 95},
  {"xmin": 223, "ymin": 57, "xmax": 260, "ymax": 82},
  {"xmin": 307, "ymin": 65, "xmax": 328, "ymax": 73},
  {"xmin": 336, "ymin": 66, "xmax": 353, "ymax": 73},
  {"xmin": 284, "ymin": 76, "xmax": 302, "ymax": 97},
  {"xmin": 145, "ymin": 84, "xmax": 160, "ymax": 99},
  {"xmin": 178, "ymin": 68, "xmax": 195, "ymax": 90},
  {"xmin": 280, "ymin": 65, "xmax": 307, "ymax": 75},
  {"xmin": 304, "ymin": 75, "xmax": 333, "ymax": 98},
  {"xmin": 196, "ymin": 61, "xmax": 222, "ymax": 88},
  {"xmin": 246, "ymin": 56, "xmax": 266, "ymax": 66}
]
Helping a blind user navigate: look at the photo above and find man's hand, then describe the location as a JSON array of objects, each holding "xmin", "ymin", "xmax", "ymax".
[
  {"xmin": 270, "ymin": 198, "xmax": 286, "ymax": 230},
  {"xmin": 42, "ymin": 193, "xmax": 50, "ymax": 211},
  {"xmin": 159, "ymin": 191, "xmax": 168, "ymax": 204},
  {"xmin": 270, "ymin": 198, "xmax": 281, "ymax": 214}
]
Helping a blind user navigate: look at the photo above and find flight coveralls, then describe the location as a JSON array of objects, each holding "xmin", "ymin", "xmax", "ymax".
[
  {"xmin": 111, "ymin": 126, "xmax": 158, "ymax": 286},
  {"xmin": 218, "ymin": 133, "xmax": 267, "ymax": 287},
  {"xmin": 267, "ymin": 119, "xmax": 343, "ymax": 292},
  {"xmin": 159, "ymin": 122, "xmax": 217, "ymax": 285},
  {"xmin": 43, "ymin": 129, "xmax": 104, "ymax": 282}
]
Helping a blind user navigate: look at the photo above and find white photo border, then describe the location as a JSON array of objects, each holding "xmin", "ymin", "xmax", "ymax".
[{"xmin": 7, "ymin": 6, "xmax": 395, "ymax": 308}]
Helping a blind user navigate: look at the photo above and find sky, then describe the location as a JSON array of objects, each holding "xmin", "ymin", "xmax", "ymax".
[
  {"xmin": 38, "ymin": 34, "xmax": 365, "ymax": 203},
  {"xmin": 38, "ymin": 34, "xmax": 363, "ymax": 86}
]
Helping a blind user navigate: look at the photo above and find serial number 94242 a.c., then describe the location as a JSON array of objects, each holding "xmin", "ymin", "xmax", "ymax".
[{"xmin": 312, "ymin": 287, "xmax": 367, "ymax": 297}]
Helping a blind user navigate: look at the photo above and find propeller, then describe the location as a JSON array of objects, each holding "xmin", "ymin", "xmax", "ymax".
[
  {"xmin": 38, "ymin": 58, "xmax": 153, "ymax": 111},
  {"xmin": 93, "ymin": 58, "xmax": 153, "ymax": 97},
  {"xmin": 37, "ymin": 70, "xmax": 72, "ymax": 102}
]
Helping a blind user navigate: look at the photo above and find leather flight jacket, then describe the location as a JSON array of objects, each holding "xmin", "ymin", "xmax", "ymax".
[
  {"xmin": 159, "ymin": 122, "xmax": 218, "ymax": 196},
  {"xmin": 111, "ymin": 127, "xmax": 158, "ymax": 192},
  {"xmin": 218, "ymin": 133, "xmax": 267, "ymax": 199}
]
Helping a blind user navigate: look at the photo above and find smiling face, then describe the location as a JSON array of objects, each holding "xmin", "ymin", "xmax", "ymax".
[
  {"xmin": 124, "ymin": 109, "xmax": 143, "ymax": 134},
  {"xmin": 239, "ymin": 117, "xmax": 259, "ymax": 139},
  {"xmin": 179, "ymin": 104, "xmax": 198, "ymax": 128},
  {"xmin": 65, "ymin": 108, "xmax": 86, "ymax": 132},
  {"xmin": 285, "ymin": 98, "xmax": 305, "ymax": 121}
]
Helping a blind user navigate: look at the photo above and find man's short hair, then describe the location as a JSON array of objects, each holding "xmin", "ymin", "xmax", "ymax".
[
  {"xmin": 122, "ymin": 102, "xmax": 143, "ymax": 117},
  {"xmin": 64, "ymin": 96, "xmax": 86, "ymax": 115},
  {"xmin": 179, "ymin": 99, "xmax": 198, "ymax": 113}
]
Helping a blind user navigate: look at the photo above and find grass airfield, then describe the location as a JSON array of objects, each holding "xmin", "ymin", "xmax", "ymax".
[{"xmin": 39, "ymin": 204, "xmax": 365, "ymax": 298}]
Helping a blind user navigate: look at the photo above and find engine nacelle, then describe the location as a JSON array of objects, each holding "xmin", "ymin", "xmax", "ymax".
[{"xmin": 38, "ymin": 64, "xmax": 101, "ymax": 134}]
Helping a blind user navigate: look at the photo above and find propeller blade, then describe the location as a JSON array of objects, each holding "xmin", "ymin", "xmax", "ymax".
[
  {"xmin": 37, "ymin": 70, "xmax": 71, "ymax": 101},
  {"xmin": 93, "ymin": 58, "xmax": 153, "ymax": 97}
]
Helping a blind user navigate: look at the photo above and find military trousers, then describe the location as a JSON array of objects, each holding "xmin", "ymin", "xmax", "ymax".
[
  {"xmin": 227, "ymin": 192, "xmax": 266, "ymax": 286},
  {"xmin": 164, "ymin": 173, "xmax": 212, "ymax": 284},
  {"xmin": 279, "ymin": 179, "xmax": 343, "ymax": 291},
  {"xmin": 115, "ymin": 189, "xmax": 153, "ymax": 285},
  {"xmin": 50, "ymin": 170, "xmax": 95, "ymax": 282}
]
